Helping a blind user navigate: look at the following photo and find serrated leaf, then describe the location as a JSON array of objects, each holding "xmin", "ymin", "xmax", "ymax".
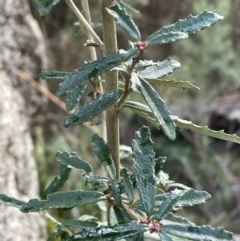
[
  {"xmin": 156, "ymin": 171, "xmax": 173, "ymax": 186},
  {"xmin": 162, "ymin": 213, "xmax": 195, "ymax": 226},
  {"xmin": 57, "ymin": 49, "xmax": 138, "ymax": 95},
  {"xmin": 21, "ymin": 190, "xmax": 105, "ymax": 212},
  {"xmin": 0, "ymin": 193, "xmax": 25, "ymax": 209},
  {"xmin": 147, "ymin": 79, "xmax": 200, "ymax": 91},
  {"xmin": 92, "ymin": 134, "xmax": 116, "ymax": 179},
  {"xmin": 123, "ymin": 102, "xmax": 240, "ymax": 144},
  {"xmin": 147, "ymin": 10, "xmax": 223, "ymax": 44},
  {"xmin": 56, "ymin": 151, "xmax": 92, "ymax": 173},
  {"xmin": 153, "ymin": 189, "xmax": 184, "ymax": 221},
  {"xmin": 62, "ymin": 219, "xmax": 98, "ymax": 228},
  {"xmin": 155, "ymin": 189, "xmax": 211, "ymax": 209},
  {"xmin": 85, "ymin": 175, "xmax": 110, "ymax": 185},
  {"xmin": 172, "ymin": 116, "xmax": 240, "ymax": 144},
  {"xmin": 68, "ymin": 222, "xmax": 147, "ymax": 241},
  {"xmin": 136, "ymin": 58, "xmax": 181, "ymax": 80},
  {"xmin": 154, "ymin": 156, "xmax": 166, "ymax": 175},
  {"xmin": 106, "ymin": 1, "xmax": 141, "ymax": 40},
  {"xmin": 109, "ymin": 180, "xmax": 122, "ymax": 206},
  {"xmin": 175, "ymin": 189, "xmax": 211, "ymax": 207},
  {"xmin": 38, "ymin": 0, "xmax": 61, "ymax": 15},
  {"xmin": 161, "ymin": 224, "xmax": 234, "ymax": 241},
  {"xmin": 45, "ymin": 164, "xmax": 71, "ymax": 195},
  {"xmin": 64, "ymin": 89, "xmax": 123, "ymax": 127},
  {"xmin": 131, "ymin": 73, "xmax": 176, "ymax": 140},
  {"xmin": 120, "ymin": 168, "xmax": 134, "ymax": 204},
  {"xmin": 132, "ymin": 126, "xmax": 156, "ymax": 217},
  {"xmin": 66, "ymin": 83, "xmax": 88, "ymax": 111},
  {"xmin": 146, "ymin": 31, "xmax": 188, "ymax": 46},
  {"xmin": 36, "ymin": 70, "xmax": 71, "ymax": 80}
]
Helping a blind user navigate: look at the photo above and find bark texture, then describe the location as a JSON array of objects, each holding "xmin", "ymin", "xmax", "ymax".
[{"xmin": 0, "ymin": 0, "xmax": 47, "ymax": 240}]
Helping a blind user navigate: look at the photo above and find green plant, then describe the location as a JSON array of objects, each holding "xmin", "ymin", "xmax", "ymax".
[{"xmin": 0, "ymin": 0, "xmax": 239, "ymax": 240}]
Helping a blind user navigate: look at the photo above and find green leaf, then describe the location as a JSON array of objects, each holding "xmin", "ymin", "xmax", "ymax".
[
  {"xmin": 136, "ymin": 58, "xmax": 181, "ymax": 80},
  {"xmin": 146, "ymin": 10, "xmax": 223, "ymax": 44},
  {"xmin": 175, "ymin": 189, "xmax": 211, "ymax": 207},
  {"xmin": 131, "ymin": 73, "xmax": 176, "ymax": 140},
  {"xmin": 124, "ymin": 101, "xmax": 159, "ymax": 129},
  {"xmin": 132, "ymin": 126, "xmax": 156, "ymax": 217},
  {"xmin": 57, "ymin": 49, "xmax": 138, "ymax": 95},
  {"xmin": 62, "ymin": 219, "xmax": 98, "ymax": 228},
  {"xmin": 146, "ymin": 31, "xmax": 188, "ymax": 46},
  {"xmin": 106, "ymin": 1, "xmax": 141, "ymax": 40},
  {"xmin": 123, "ymin": 102, "xmax": 240, "ymax": 144},
  {"xmin": 21, "ymin": 190, "xmax": 105, "ymax": 212},
  {"xmin": 36, "ymin": 70, "xmax": 71, "ymax": 80},
  {"xmin": 162, "ymin": 213, "xmax": 195, "ymax": 226},
  {"xmin": 153, "ymin": 189, "xmax": 184, "ymax": 221},
  {"xmin": 45, "ymin": 164, "xmax": 71, "ymax": 195},
  {"xmin": 66, "ymin": 83, "xmax": 88, "ymax": 111},
  {"xmin": 172, "ymin": 116, "xmax": 240, "ymax": 144},
  {"xmin": 120, "ymin": 168, "xmax": 134, "ymax": 204},
  {"xmin": 155, "ymin": 189, "xmax": 211, "ymax": 209},
  {"xmin": 158, "ymin": 232, "xmax": 174, "ymax": 241},
  {"xmin": 64, "ymin": 89, "xmax": 123, "ymax": 127},
  {"xmin": 56, "ymin": 151, "xmax": 92, "ymax": 174},
  {"xmin": 92, "ymin": 134, "xmax": 116, "ymax": 179},
  {"xmin": 38, "ymin": 0, "xmax": 61, "ymax": 15},
  {"xmin": 68, "ymin": 222, "xmax": 147, "ymax": 241},
  {"xmin": 113, "ymin": 206, "xmax": 133, "ymax": 223},
  {"xmin": 161, "ymin": 224, "xmax": 234, "ymax": 241},
  {"xmin": 154, "ymin": 156, "xmax": 166, "ymax": 175},
  {"xmin": 0, "ymin": 193, "xmax": 25, "ymax": 209},
  {"xmin": 109, "ymin": 180, "xmax": 122, "ymax": 207},
  {"xmin": 147, "ymin": 79, "xmax": 200, "ymax": 91}
]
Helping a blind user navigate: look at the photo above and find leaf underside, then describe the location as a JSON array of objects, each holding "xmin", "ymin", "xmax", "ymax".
[{"xmin": 136, "ymin": 58, "xmax": 181, "ymax": 80}]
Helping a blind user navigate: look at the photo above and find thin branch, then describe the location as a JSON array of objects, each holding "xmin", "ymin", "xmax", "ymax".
[
  {"xmin": 80, "ymin": 0, "xmax": 106, "ymax": 141},
  {"xmin": 65, "ymin": 0, "xmax": 104, "ymax": 49},
  {"xmin": 17, "ymin": 69, "xmax": 102, "ymax": 135},
  {"xmin": 40, "ymin": 210, "xmax": 73, "ymax": 236}
]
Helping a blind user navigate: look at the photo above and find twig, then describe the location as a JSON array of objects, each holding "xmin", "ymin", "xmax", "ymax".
[
  {"xmin": 17, "ymin": 69, "xmax": 101, "ymax": 135},
  {"xmin": 65, "ymin": 0, "xmax": 104, "ymax": 49},
  {"xmin": 80, "ymin": 0, "xmax": 106, "ymax": 141},
  {"xmin": 40, "ymin": 210, "xmax": 73, "ymax": 236}
]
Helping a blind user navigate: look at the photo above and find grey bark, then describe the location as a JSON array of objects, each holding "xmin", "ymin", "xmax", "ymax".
[{"xmin": 0, "ymin": 0, "xmax": 47, "ymax": 240}]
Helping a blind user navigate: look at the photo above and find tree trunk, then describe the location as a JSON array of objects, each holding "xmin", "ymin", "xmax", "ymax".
[{"xmin": 0, "ymin": 0, "xmax": 47, "ymax": 240}]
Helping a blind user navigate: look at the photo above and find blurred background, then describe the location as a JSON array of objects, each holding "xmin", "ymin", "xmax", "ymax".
[{"xmin": 3, "ymin": 0, "xmax": 239, "ymax": 238}]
